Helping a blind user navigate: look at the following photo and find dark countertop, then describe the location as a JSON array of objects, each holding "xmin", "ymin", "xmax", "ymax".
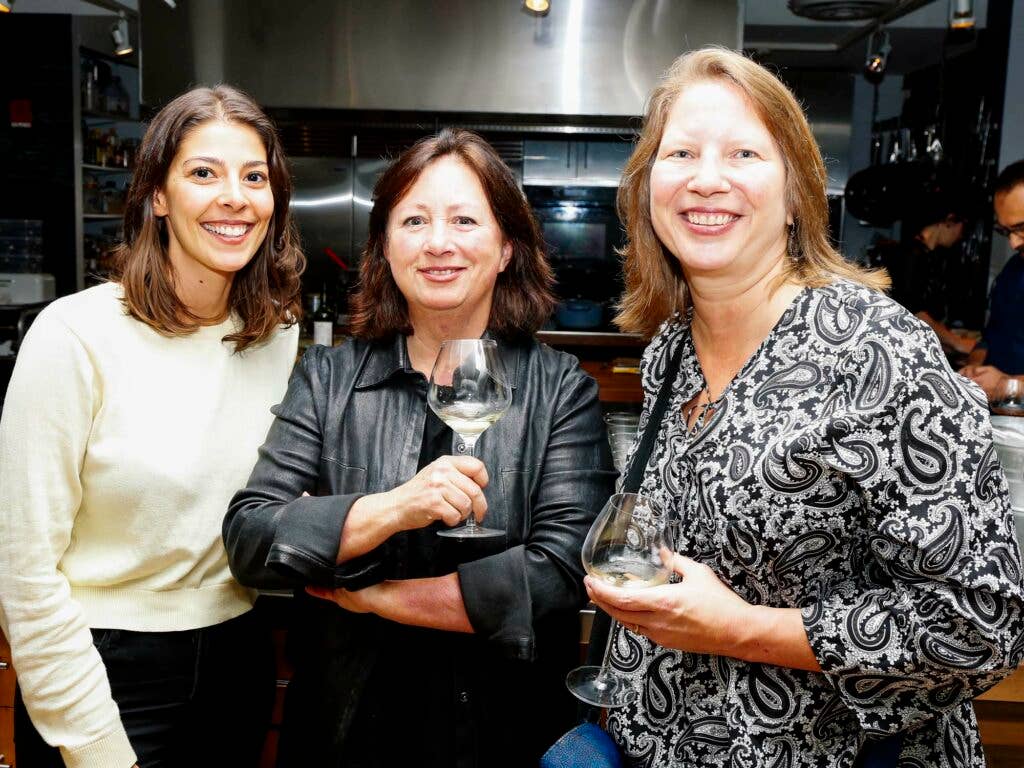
[{"xmin": 536, "ymin": 330, "xmax": 646, "ymax": 348}]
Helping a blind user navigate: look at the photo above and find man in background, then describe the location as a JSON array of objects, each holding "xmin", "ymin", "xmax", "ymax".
[
  {"xmin": 961, "ymin": 160, "xmax": 1024, "ymax": 402},
  {"xmin": 881, "ymin": 192, "xmax": 976, "ymax": 356}
]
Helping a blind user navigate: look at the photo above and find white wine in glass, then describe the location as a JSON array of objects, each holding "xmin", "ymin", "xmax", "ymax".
[
  {"xmin": 428, "ymin": 338, "xmax": 511, "ymax": 539},
  {"xmin": 566, "ymin": 492, "xmax": 672, "ymax": 708}
]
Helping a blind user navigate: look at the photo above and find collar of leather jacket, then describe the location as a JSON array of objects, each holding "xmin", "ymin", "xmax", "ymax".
[{"xmin": 354, "ymin": 332, "xmax": 524, "ymax": 391}]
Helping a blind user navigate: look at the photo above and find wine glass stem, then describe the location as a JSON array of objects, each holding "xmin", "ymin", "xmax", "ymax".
[
  {"xmin": 460, "ymin": 433, "xmax": 480, "ymax": 531},
  {"xmin": 595, "ymin": 618, "xmax": 620, "ymax": 687}
]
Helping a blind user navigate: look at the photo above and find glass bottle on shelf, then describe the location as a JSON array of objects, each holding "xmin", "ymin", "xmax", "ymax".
[
  {"xmin": 113, "ymin": 76, "xmax": 130, "ymax": 116},
  {"xmin": 312, "ymin": 286, "xmax": 334, "ymax": 347},
  {"xmin": 82, "ymin": 60, "xmax": 99, "ymax": 112}
]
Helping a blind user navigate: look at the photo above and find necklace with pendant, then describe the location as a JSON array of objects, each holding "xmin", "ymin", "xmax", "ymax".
[{"xmin": 684, "ymin": 386, "xmax": 721, "ymax": 438}]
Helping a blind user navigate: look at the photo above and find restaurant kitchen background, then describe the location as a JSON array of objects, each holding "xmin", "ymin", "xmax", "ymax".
[{"xmin": 3, "ymin": 3, "xmax": 1024, "ymax": 765}]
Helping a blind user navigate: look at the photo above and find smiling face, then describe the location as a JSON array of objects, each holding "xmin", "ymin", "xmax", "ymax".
[
  {"xmin": 649, "ymin": 79, "xmax": 791, "ymax": 283},
  {"xmin": 153, "ymin": 119, "xmax": 274, "ymax": 289},
  {"xmin": 385, "ymin": 155, "xmax": 512, "ymax": 328}
]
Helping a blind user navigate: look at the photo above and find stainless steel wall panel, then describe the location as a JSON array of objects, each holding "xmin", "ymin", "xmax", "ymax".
[{"xmin": 143, "ymin": 0, "xmax": 739, "ymax": 116}]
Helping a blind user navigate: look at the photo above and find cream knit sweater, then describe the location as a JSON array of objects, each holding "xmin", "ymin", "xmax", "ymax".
[{"xmin": 0, "ymin": 282, "xmax": 298, "ymax": 768}]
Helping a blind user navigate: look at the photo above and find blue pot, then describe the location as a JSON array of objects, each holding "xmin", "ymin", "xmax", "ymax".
[{"xmin": 556, "ymin": 299, "xmax": 603, "ymax": 329}]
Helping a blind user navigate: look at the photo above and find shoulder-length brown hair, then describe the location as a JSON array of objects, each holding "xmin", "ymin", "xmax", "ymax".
[
  {"xmin": 348, "ymin": 128, "xmax": 556, "ymax": 340},
  {"xmin": 111, "ymin": 85, "xmax": 303, "ymax": 351},
  {"xmin": 616, "ymin": 47, "xmax": 888, "ymax": 337}
]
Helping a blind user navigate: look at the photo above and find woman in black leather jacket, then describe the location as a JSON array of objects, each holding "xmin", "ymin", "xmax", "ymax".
[{"xmin": 223, "ymin": 128, "xmax": 616, "ymax": 768}]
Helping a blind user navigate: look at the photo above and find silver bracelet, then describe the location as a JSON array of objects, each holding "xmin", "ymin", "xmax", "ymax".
[{"xmin": 1005, "ymin": 378, "xmax": 1020, "ymax": 401}]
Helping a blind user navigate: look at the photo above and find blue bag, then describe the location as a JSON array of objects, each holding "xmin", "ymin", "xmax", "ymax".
[{"xmin": 540, "ymin": 722, "xmax": 624, "ymax": 768}]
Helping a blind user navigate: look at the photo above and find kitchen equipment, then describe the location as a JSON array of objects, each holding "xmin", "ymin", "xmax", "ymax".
[
  {"xmin": 604, "ymin": 411, "xmax": 640, "ymax": 474},
  {"xmin": 1014, "ymin": 508, "xmax": 1024, "ymax": 560},
  {"xmin": 0, "ymin": 273, "xmax": 56, "ymax": 305},
  {"xmin": 556, "ymin": 299, "xmax": 603, "ymax": 330},
  {"xmin": 0, "ymin": 219, "xmax": 44, "ymax": 273},
  {"xmin": 992, "ymin": 416, "xmax": 1024, "ymax": 497},
  {"xmin": 528, "ymin": 186, "xmax": 624, "ymax": 318},
  {"xmin": 990, "ymin": 418, "xmax": 1024, "ymax": 554}
]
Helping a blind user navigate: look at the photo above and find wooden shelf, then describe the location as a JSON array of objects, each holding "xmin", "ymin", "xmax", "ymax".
[
  {"xmin": 974, "ymin": 700, "xmax": 1024, "ymax": 751},
  {"xmin": 579, "ymin": 360, "xmax": 642, "ymax": 403},
  {"xmin": 978, "ymin": 666, "xmax": 1024, "ymax": 703},
  {"xmin": 1, "ymin": 626, "xmax": 14, "ymax": 768},
  {"xmin": 537, "ymin": 330, "xmax": 646, "ymax": 348}
]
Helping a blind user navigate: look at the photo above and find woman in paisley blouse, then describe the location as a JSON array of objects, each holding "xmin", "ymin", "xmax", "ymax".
[{"xmin": 586, "ymin": 47, "xmax": 1024, "ymax": 767}]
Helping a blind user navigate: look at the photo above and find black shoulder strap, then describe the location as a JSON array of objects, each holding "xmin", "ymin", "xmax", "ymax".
[
  {"xmin": 582, "ymin": 339, "xmax": 683, "ymax": 722},
  {"xmin": 621, "ymin": 340, "xmax": 684, "ymax": 493}
]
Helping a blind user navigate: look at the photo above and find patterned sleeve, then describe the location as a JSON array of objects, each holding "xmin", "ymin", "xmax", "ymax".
[{"xmin": 802, "ymin": 322, "xmax": 1024, "ymax": 735}]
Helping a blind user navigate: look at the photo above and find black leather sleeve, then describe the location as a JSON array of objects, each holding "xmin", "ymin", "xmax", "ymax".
[
  {"xmin": 458, "ymin": 363, "xmax": 616, "ymax": 660},
  {"xmin": 223, "ymin": 346, "xmax": 383, "ymax": 590}
]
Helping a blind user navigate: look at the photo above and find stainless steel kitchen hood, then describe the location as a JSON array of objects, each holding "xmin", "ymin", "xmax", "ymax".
[{"xmin": 141, "ymin": 0, "xmax": 740, "ymax": 116}]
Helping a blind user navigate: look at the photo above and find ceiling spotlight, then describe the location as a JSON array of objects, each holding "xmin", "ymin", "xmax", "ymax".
[
  {"xmin": 0, "ymin": 0, "xmax": 14, "ymax": 12},
  {"xmin": 111, "ymin": 12, "xmax": 133, "ymax": 57},
  {"xmin": 523, "ymin": 0, "xmax": 550, "ymax": 17},
  {"xmin": 950, "ymin": 0, "xmax": 975, "ymax": 29},
  {"xmin": 863, "ymin": 29, "xmax": 891, "ymax": 84}
]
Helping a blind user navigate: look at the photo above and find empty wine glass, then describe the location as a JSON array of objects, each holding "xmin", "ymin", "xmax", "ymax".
[
  {"xmin": 604, "ymin": 413, "xmax": 639, "ymax": 474},
  {"xmin": 428, "ymin": 338, "xmax": 512, "ymax": 539},
  {"xmin": 566, "ymin": 492, "xmax": 672, "ymax": 708}
]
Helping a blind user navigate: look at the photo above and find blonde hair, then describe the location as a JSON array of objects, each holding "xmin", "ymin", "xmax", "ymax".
[{"xmin": 615, "ymin": 47, "xmax": 888, "ymax": 337}]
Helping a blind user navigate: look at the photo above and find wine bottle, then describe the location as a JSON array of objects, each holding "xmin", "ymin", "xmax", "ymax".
[{"xmin": 312, "ymin": 286, "xmax": 334, "ymax": 347}]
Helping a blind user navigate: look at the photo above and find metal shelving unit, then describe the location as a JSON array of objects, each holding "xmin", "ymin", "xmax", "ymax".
[
  {"xmin": 81, "ymin": 163, "xmax": 132, "ymax": 173},
  {"xmin": 73, "ymin": 45, "xmax": 140, "ymax": 290}
]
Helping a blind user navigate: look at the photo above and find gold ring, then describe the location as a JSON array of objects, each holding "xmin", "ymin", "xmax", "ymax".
[{"xmin": 631, "ymin": 623, "xmax": 641, "ymax": 634}]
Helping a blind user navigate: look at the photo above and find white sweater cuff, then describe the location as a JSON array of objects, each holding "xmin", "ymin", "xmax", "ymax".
[{"xmin": 60, "ymin": 726, "xmax": 137, "ymax": 768}]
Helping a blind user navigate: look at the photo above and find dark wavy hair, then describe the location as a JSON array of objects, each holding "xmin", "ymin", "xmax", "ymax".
[
  {"xmin": 995, "ymin": 160, "xmax": 1024, "ymax": 197},
  {"xmin": 348, "ymin": 128, "xmax": 556, "ymax": 340},
  {"xmin": 110, "ymin": 85, "xmax": 304, "ymax": 351}
]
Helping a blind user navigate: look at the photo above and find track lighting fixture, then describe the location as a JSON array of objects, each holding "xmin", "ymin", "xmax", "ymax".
[
  {"xmin": 111, "ymin": 11, "xmax": 133, "ymax": 57},
  {"xmin": 523, "ymin": 0, "xmax": 550, "ymax": 17},
  {"xmin": 949, "ymin": 0, "xmax": 975, "ymax": 30},
  {"xmin": 864, "ymin": 28, "xmax": 891, "ymax": 84}
]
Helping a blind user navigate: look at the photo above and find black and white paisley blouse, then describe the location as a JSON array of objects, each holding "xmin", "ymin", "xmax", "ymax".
[{"xmin": 607, "ymin": 280, "xmax": 1024, "ymax": 768}]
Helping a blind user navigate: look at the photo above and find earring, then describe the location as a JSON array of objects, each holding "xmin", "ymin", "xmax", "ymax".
[{"xmin": 787, "ymin": 222, "xmax": 802, "ymax": 262}]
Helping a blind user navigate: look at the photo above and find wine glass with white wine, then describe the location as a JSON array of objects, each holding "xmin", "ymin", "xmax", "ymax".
[
  {"xmin": 566, "ymin": 492, "xmax": 672, "ymax": 707},
  {"xmin": 427, "ymin": 338, "xmax": 511, "ymax": 539}
]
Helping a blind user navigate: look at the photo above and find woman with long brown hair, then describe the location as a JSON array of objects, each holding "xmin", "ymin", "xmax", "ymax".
[
  {"xmin": 0, "ymin": 85, "xmax": 303, "ymax": 767},
  {"xmin": 585, "ymin": 47, "xmax": 1024, "ymax": 766},
  {"xmin": 224, "ymin": 128, "xmax": 616, "ymax": 767}
]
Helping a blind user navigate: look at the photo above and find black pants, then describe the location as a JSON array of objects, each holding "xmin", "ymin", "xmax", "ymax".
[{"xmin": 14, "ymin": 607, "xmax": 275, "ymax": 768}]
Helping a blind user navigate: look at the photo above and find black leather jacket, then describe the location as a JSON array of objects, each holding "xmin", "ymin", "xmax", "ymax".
[{"xmin": 223, "ymin": 333, "xmax": 615, "ymax": 766}]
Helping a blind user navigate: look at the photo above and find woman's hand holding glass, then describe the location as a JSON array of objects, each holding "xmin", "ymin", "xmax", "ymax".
[
  {"xmin": 333, "ymin": 455, "xmax": 489, "ymax": 566},
  {"xmin": 382, "ymin": 455, "xmax": 489, "ymax": 531},
  {"xmin": 428, "ymin": 339, "xmax": 511, "ymax": 538},
  {"xmin": 566, "ymin": 492, "xmax": 672, "ymax": 708},
  {"xmin": 585, "ymin": 551, "xmax": 754, "ymax": 656}
]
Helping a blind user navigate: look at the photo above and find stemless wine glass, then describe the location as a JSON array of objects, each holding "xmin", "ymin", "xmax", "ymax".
[
  {"xmin": 566, "ymin": 492, "xmax": 672, "ymax": 708},
  {"xmin": 427, "ymin": 338, "xmax": 512, "ymax": 539}
]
